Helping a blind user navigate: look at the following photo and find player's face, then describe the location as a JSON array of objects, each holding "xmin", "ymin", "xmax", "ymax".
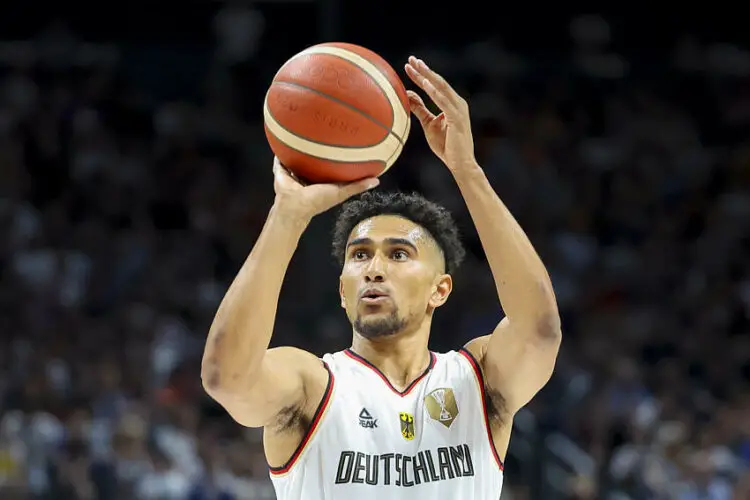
[{"xmin": 339, "ymin": 215, "xmax": 453, "ymax": 338}]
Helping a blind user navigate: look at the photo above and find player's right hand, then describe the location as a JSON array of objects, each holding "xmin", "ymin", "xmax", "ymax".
[{"xmin": 272, "ymin": 157, "xmax": 379, "ymax": 221}]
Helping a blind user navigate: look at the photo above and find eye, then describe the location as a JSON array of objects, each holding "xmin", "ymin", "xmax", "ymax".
[
  {"xmin": 391, "ymin": 249, "xmax": 409, "ymax": 261},
  {"xmin": 351, "ymin": 249, "xmax": 368, "ymax": 260}
]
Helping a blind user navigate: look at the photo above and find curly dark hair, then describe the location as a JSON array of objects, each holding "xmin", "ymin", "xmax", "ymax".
[{"xmin": 331, "ymin": 191, "xmax": 465, "ymax": 274}]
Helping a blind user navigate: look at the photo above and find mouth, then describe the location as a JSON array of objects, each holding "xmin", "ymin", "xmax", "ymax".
[{"xmin": 359, "ymin": 289, "xmax": 390, "ymax": 304}]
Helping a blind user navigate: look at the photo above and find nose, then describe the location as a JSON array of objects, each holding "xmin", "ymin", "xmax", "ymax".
[{"xmin": 364, "ymin": 254, "xmax": 386, "ymax": 283}]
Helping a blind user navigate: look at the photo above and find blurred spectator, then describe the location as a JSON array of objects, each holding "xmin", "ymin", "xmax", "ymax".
[{"xmin": 0, "ymin": 9, "xmax": 749, "ymax": 500}]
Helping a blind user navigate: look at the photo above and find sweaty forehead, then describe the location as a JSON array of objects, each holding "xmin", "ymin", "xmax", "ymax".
[{"xmin": 349, "ymin": 215, "xmax": 437, "ymax": 251}]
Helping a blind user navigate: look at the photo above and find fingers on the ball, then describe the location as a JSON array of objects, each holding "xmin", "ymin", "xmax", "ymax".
[
  {"xmin": 353, "ymin": 177, "xmax": 379, "ymax": 193},
  {"xmin": 408, "ymin": 56, "xmax": 458, "ymax": 102},
  {"xmin": 406, "ymin": 90, "xmax": 423, "ymax": 104},
  {"xmin": 274, "ymin": 162, "xmax": 303, "ymax": 187},
  {"xmin": 273, "ymin": 157, "xmax": 286, "ymax": 175},
  {"xmin": 407, "ymin": 101, "xmax": 433, "ymax": 125},
  {"xmin": 422, "ymin": 80, "xmax": 454, "ymax": 111},
  {"xmin": 404, "ymin": 64, "xmax": 423, "ymax": 86},
  {"xmin": 360, "ymin": 177, "xmax": 380, "ymax": 190},
  {"xmin": 406, "ymin": 57, "xmax": 432, "ymax": 82},
  {"xmin": 289, "ymin": 170, "xmax": 307, "ymax": 185},
  {"xmin": 411, "ymin": 56, "xmax": 446, "ymax": 88},
  {"xmin": 406, "ymin": 91, "xmax": 427, "ymax": 112},
  {"xmin": 406, "ymin": 64, "xmax": 453, "ymax": 113},
  {"xmin": 339, "ymin": 179, "xmax": 376, "ymax": 199}
]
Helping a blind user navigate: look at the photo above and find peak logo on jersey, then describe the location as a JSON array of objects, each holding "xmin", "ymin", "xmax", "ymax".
[
  {"xmin": 399, "ymin": 412, "xmax": 415, "ymax": 440},
  {"xmin": 424, "ymin": 388, "xmax": 459, "ymax": 428},
  {"xmin": 359, "ymin": 408, "xmax": 378, "ymax": 428}
]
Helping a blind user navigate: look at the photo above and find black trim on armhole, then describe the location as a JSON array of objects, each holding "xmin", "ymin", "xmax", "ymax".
[{"xmin": 269, "ymin": 361, "xmax": 334, "ymax": 476}]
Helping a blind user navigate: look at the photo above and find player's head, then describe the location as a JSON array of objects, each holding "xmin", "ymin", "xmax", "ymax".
[{"xmin": 332, "ymin": 191, "xmax": 465, "ymax": 340}]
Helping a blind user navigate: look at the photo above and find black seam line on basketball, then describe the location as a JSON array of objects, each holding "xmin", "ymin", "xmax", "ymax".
[
  {"xmin": 268, "ymin": 101, "xmax": 387, "ymax": 151},
  {"xmin": 322, "ymin": 51, "xmax": 412, "ymax": 146},
  {"xmin": 315, "ymin": 52, "xmax": 396, "ymax": 130},
  {"xmin": 268, "ymin": 124, "xmax": 387, "ymax": 166},
  {"xmin": 272, "ymin": 80, "xmax": 404, "ymax": 147},
  {"xmin": 266, "ymin": 96, "xmax": 389, "ymax": 164},
  {"xmin": 384, "ymin": 139, "xmax": 404, "ymax": 167}
]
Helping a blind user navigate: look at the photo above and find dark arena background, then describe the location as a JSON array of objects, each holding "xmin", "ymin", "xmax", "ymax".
[{"xmin": 0, "ymin": 2, "xmax": 749, "ymax": 499}]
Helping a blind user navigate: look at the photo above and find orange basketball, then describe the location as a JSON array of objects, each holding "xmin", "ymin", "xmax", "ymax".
[{"xmin": 263, "ymin": 42, "xmax": 411, "ymax": 184}]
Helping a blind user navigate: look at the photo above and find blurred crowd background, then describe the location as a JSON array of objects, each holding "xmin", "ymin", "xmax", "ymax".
[{"xmin": 1, "ymin": 3, "xmax": 749, "ymax": 499}]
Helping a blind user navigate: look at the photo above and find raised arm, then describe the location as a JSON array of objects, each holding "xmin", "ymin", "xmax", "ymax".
[
  {"xmin": 405, "ymin": 57, "xmax": 561, "ymax": 416},
  {"xmin": 201, "ymin": 159, "xmax": 378, "ymax": 428}
]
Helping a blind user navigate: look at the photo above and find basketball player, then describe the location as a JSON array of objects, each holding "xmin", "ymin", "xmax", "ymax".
[{"xmin": 201, "ymin": 56, "xmax": 561, "ymax": 499}]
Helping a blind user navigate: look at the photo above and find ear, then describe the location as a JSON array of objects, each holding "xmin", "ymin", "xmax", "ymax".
[
  {"xmin": 428, "ymin": 274, "xmax": 453, "ymax": 309},
  {"xmin": 339, "ymin": 277, "xmax": 346, "ymax": 309}
]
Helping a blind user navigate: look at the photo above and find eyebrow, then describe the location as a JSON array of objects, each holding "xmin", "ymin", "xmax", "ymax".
[{"xmin": 347, "ymin": 237, "xmax": 419, "ymax": 253}]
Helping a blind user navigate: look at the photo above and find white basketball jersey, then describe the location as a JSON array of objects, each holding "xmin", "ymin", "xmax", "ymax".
[{"xmin": 269, "ymin": 348, "xmax": 504, "ymax": 500}]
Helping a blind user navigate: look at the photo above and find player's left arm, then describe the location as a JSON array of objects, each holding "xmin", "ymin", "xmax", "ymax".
[{"xmin": 405, "ymin": 56, "xmax": 562, "ymax": 415}]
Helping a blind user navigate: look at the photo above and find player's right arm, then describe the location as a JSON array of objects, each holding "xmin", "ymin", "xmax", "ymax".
[{"xmin": 201, "ymin": 159, "xmax": 379, "ymax": 428}]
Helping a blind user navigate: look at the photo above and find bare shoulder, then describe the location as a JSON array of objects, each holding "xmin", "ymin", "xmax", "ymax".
[
  {"xmin": 210, "ymin": 346, "xmax": 329, "ymax": 429},
  {"xmin": 265, "ymin": 346, "xmax": 331, "ymax": 409},
  {"xmin": 462, "ymin": 334, "xmax": 491, "ymax": 361},
  {"xmin": 265, "ymin": 345, "xmax": 327, "ymax": 369},
  {"xmin": 462, "ymin": 317, "xmax": 511, "ymax": 362}
]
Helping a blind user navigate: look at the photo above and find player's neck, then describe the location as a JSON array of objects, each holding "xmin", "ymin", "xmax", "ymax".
[{"xmin": 350, "ymin": 325, "xmax": 432, "ymax": 390}]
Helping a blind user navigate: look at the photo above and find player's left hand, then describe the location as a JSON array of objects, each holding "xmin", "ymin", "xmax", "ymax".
[{"xmin": 404, "ymin": 56, "xmax": 476, "ymax": 173}]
